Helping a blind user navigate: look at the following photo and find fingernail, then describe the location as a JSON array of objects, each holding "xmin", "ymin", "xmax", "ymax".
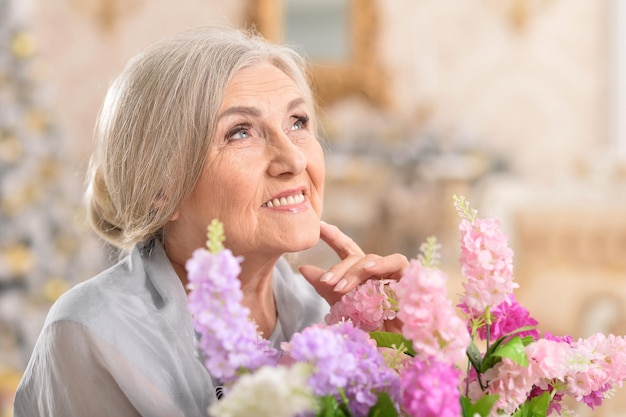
[
  {"xmin": 333, "ymin": 279, "xmax": 348, "ymax": 292},
  {"xmin": 362, "ymin": 261, "xmax": 376, "ymax": 269},
  {"xmin": 320, "ymin": 272, "xmax": 334, "ymax": 283}
]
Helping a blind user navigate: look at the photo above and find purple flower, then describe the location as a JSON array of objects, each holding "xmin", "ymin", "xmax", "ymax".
[
  {"xmin": 186, "ymin": 248, "xmax": 277, "ymax": 384},
  {"xmin": 544, "ymin": 332, "xmax": 574, "ymax": 345},
  {"xmin": 284, "ymin": 321, "xmax": 401, "ymax": 417},
  {"xmin": 582, "ymin": 384, "xmax": 610, "ymax": 410},
  {"xmin": 400, "ymin": 357, "xmax": 462, "ymax": 417}
]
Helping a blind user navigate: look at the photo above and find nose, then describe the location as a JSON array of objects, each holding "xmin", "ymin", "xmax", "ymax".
[{"xmin": 266, "ymin": 131, "xmax": 307, "ymax": 177}]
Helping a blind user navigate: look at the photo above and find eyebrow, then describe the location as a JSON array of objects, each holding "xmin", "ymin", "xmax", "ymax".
[{"xmin": 217, "ymin": 97, "xmax": 306, "ymax": 121}]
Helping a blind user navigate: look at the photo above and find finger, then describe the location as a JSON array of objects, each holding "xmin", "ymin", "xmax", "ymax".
[
  {"xmin": 330, "ymin": 252, "xmax": 410, "ymax": 296},
  {"xmin": 360, "ymin": 253, "xmax": 410, "ymax": 280},
  {"xmin": 299, "ymin": 254, "xmax": 379, "ymax": 303},
  {"xmin": 305, "ymin": 253, "xmax": 370, "ymax": 288},
  {"xmin": 328, "ymin": 254, "xmax": 382, "ymax": 293},
  {"xmin": 319, "ymin": 221, "xmax": 365, "ymax": 259}
]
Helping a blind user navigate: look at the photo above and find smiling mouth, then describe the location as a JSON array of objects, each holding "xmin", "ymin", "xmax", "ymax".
[{"xmin": 262, "ymin": 192, "xmax": 306, "ymax": 208}]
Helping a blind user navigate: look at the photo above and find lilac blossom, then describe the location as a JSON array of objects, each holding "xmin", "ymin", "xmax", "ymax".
[
  {"xmin": 283, "ymin": 321, "xmax": 401, "ymax": 417},
  {"xmin": 186, "ymin": 248, "xmax": 277, "ymax": 384}
]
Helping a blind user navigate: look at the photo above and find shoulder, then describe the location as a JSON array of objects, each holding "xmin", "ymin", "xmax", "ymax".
[{"xmin": 44, "ymin": 248, "xmax": 149, "ymax": 328}]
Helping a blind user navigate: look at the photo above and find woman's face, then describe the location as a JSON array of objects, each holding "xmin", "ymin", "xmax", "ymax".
[{"xmin": 172, "ymin": 62, "xmax": 325, "ymax": 259}]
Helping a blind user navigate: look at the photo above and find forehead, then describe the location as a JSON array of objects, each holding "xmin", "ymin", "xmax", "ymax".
[{"xmin": 221, "ymin": 62, "xmax": 304, "ymax": 104}]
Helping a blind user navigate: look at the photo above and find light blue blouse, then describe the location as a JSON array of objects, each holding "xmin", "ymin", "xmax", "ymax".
[{"xmin": 14, "ymin": 242, "xmax": 329, "ymax": 417}]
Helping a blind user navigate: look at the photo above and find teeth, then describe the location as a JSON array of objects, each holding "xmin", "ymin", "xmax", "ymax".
[{"xmin": 265, "ymin": 193, "xmax": 305, "ymax": 207}]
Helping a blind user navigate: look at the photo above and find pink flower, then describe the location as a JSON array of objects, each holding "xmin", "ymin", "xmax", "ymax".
[
  {"xmin": 458, "ymin": 217, "xmax": 518, "ymax": 315},
  {"xmin": 326, "ymin": 279, "xmax": 398, "ymax": 332},
  {"xmin": 482, "ymin": 358, "xmax": 538, "ymax": 414},
  {"xmin": 396, "ymin": 260, "xmax": 470, "ymax": 364},
  {"xmin": 557, "ymin": 333, "xmax": 626, "ymax": 407},
  {"xmin": 526, "ymin": 339, "xmax": 571, "ymax": 381},
  {"xmin": 522, "ymin": 333, "xmax": 626, "ymax": 414},
  {"xmin": 477, "ymin": 339, "xmax": 570, "ymax": 414}
]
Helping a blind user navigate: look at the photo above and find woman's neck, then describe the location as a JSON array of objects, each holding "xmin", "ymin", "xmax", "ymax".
[
  {"xmin": 164, "ymin": 237, "xmax": 279, "ymax": 339},
  {"xmin": 239, "ymin": 265, "xmax": 277, "ymax": 339}
]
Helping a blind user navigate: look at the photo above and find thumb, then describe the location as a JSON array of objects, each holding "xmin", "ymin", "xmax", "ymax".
[{"xmin": 299, "ymin": 265, "xmax": 341, "ymax": 306}]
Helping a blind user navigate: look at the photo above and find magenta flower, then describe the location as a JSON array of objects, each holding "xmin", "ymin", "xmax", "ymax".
[
  {"xmin": 460, "ymin": 294, "xmax": 540, "ymax": 342},
  {"xmin": 186, "ymin": 248, "xmax": 277, "ymax": 384},
  {"xmin": 544, "ymin": 332, "xmax": 574, "ymax": 344},
  {"xmin": 400, "ymin": 357, "xmax": 462, "ymax": 417}
]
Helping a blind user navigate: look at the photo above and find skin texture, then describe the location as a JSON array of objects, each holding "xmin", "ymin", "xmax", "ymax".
[{"xmin": 165, "ymin": 62, "xmax": 408, "ymax": 337}]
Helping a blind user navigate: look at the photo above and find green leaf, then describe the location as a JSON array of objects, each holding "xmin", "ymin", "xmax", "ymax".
[
  {"xmin": 503, "ymin": 325, "xmax": 537, "ymax": 339},
  {"xmin": 512, "ymin": 391, "xmax": 551, "ymax": 417},
  {"xmin": 368, "ymin": 392, "xmax": 399, "ymax": 417},
  {"xmin": 480, "ymin": 335, "xmax": 529, "ymax": 372},
  {"xmin": 317, "ymin": 396, "xmax": 339, "ymax": 417},
  {"xmin": 369, "ymin": 332, "xmax": 416, "ymax": 357},
  {"xmin": 491, "ymin": 336, "xmax": 528, "ymax": 367},
  {"xmin": 480, "ymin": 336, "xmax": 507, "ymax": 372},
  {"xmin": 317, "ymin": 395, "xmax": 349, "ymax": 417},
  {"xmin": 466, "ymin": 341, "xmax": 483, "ymax": 374},
  {"xmin": 338, "ymin": 389, "xmax": 354, "ymax": 417},
  {"xmin": 461, "ymin": 394, "xmax": 499, "ymax": 417}
]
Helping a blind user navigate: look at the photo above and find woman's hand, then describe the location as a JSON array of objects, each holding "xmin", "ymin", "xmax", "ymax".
[{"xmin": 299, "ymin": 221, "xmax": 408, "ymax": 307}]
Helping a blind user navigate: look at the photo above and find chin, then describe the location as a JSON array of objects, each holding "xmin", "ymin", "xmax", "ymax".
[
  {"xmin": 288, "ymin": 236, "xmax": 319, "ymax": 253},
  {"xmin": 283, "ymin": 222, "xmax": 321, "ymax": 253}
]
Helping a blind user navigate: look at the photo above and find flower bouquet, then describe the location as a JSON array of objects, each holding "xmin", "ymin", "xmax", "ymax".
[{"xmin": 186, "ymin": 196, "xmax": 626, "ymax": 417}]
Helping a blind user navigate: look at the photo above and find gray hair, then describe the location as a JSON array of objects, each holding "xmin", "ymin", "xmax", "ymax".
[{"xmin": 84, "ymin": 26, "xmax": 316, "ymax": 250}]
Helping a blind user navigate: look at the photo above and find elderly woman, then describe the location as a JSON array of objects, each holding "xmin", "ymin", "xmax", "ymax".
[{"xmin": 14, "ymin": 26, "xmax": 408, "ymax": 416}]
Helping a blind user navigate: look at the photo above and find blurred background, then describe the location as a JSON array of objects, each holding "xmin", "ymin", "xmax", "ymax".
[{"xmin": 1, "ymin": 0, "xmax": 625, "ymax": 415}]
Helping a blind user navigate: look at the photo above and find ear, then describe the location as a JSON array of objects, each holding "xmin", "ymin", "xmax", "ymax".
[{"xmin": 169, "ymin": 209, "xmax": 180, "ymax": 222}]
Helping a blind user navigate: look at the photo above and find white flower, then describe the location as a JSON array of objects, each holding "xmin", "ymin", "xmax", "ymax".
[{"xmin": 209, "ymin": 363, "xmax": 317, "ymax": 417}]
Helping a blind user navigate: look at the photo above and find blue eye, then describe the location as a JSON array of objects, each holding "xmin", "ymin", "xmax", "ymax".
[
  {"xmin": 226, "ymin": 126, "xmax": 251, "ymax": 141},
  {"xmin": 291, "ymin": 115, "xmax": 310, "ymax": 131}
]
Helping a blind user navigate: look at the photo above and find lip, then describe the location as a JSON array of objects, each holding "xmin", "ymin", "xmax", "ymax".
[{"xmin": 261, "ymin": 187, "xmax": 308, "ymax": 209}]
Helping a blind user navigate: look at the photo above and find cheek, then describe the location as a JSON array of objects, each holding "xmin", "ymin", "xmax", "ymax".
[
  {"xmin": 307, "ymin": 143, "xmax": 325, "ymax": 210},
  {"xmin": 190, "ymin": 166, "xmax": 236, "ymax": 217},
  {"xmin": 309, "ymin": 143, "xmax": 325, "ymax": 185},
  {"xmin": 204, "ymin": 159, "xmax": 262, "ymax": 216}
]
